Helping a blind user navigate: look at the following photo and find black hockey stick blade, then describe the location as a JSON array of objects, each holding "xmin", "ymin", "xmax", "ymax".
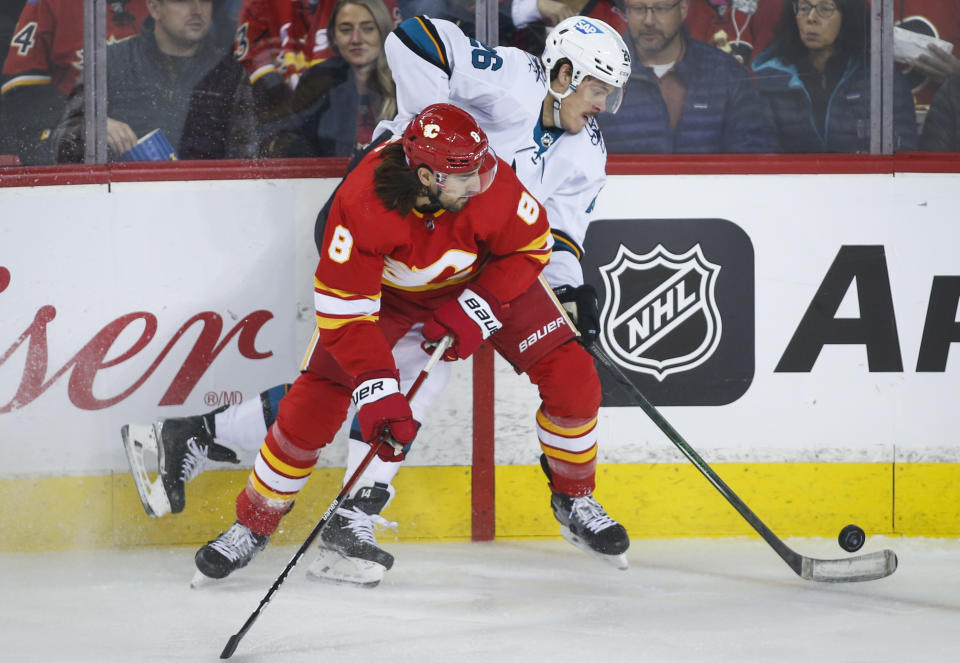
[
  {"xmin": 586, "ymin": 341, "xmax": 898, "ymax": 583},
  {"xmin": 219, "ymin": 336, "xmax": 452, "ymax": 658}
]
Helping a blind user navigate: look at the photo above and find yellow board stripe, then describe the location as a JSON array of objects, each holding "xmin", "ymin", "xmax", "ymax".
[{"xmin": 7, "ymin": 462, "xmax": 960, "ymax": 551}]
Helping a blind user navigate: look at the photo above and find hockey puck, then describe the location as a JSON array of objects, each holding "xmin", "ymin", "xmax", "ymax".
[{"xmin": 838, "ymin": 524, "xmax": 865, "ymax": 552}]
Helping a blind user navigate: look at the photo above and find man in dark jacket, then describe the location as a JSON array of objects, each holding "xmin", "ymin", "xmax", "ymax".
[
  {"xmin": 920, "ymin": 74, "xmax": 960, "ymax": 151},
  {"xmin": 601, "ymin": 0, "xmax": 779, "ymax": 153},
  {"xmin": 54, "ymin": 0, "xmax": 229, "ymax": 162}
]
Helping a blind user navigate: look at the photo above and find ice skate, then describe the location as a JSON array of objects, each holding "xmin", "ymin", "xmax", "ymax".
[
  {"xmin": 194, "ymin": 521, "xmax": 269, "ymax": 580},
  {"xmin": 307, "ymin": 483, "xmax": 397, "ymax": 587},
  {"xmin": 551, "ymin": 492, "xmax": 630, "ymax": 570},
  {"xmin": 155, "ymin": 414, "xmax": 238, "ymax": 514},
  {"xmin": 120, "ymin": 410, "xmax": 238, "ymax": 517}
]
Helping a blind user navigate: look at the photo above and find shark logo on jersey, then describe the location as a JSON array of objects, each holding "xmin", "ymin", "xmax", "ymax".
[
  {"xmin": 586, "ymin": 118, "xmax": 604, "ymax": 149},
  {"xmin": 598, "ymin": 244, "xmax": 722, "ymax": 381},
  {"xmin": 526, "ymin": 52, "xmax": 546, "ymax": 84}
]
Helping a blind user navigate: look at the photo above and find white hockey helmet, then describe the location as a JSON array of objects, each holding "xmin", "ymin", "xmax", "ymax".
[{"xmin": 541, "ymin": 16, "xmax": 632, "ymax": 114}]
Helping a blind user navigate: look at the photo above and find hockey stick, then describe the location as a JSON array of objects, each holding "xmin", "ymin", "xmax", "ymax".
[
  {"xmin": 587, "ymin": 341, "xmax": 898, "ymax": 583},
  {"xmin": 220, "ymin": 335, "xmax": 453, "ymax": 659}
]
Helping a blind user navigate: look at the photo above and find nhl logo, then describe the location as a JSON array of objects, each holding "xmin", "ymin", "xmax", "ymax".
[{"xmin": 598, "ymin": 244, "xmax": 722, "ymax": 381}]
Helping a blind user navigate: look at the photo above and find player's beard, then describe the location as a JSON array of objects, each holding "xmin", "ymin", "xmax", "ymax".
[{"xmin": 440, "ymin": 196, "xmax": 469, "ymax": 212}]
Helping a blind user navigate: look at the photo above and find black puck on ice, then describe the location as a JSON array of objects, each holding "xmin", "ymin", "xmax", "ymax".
[{"xmin": 838, "ymin": 524, "xmax": 865, "ymax": 552}]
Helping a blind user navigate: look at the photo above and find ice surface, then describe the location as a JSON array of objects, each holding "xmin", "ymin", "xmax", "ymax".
[{"xmin": 2, "ymin": 537, "xmax": 958, "ymax": 662}]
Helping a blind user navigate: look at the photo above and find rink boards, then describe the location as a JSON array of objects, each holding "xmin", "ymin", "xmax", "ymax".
[{"xmin": 1, "ymin": 165, "xmax": 958, "ymax": 550}]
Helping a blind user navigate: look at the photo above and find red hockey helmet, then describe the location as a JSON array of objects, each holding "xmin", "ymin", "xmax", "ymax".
[{"xmin": 402, "ymin": 103, "xmax": 498, "ymax": 198}]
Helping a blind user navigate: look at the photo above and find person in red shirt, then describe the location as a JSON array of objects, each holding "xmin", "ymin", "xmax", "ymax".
[
  {"xmin": 684, "ymin": 0, "xmax": 780, "ymax": 65},
  {"xmin": 193, "ymin": 103, "xmax": 630, "ymax": 584},
  {"xmin": 0, "ymin": 0, "xmax": 149, "ymax": 164}
]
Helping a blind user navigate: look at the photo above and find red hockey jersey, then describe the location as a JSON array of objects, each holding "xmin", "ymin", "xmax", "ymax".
[
  {"xmin": 1, "ymin": 0, "xmax": 148, "ymax": 96},
  {"xmin": 684, "ymin": 0, "xmax": 780, "ymax": 66},
  {"xmin": 314, "ymin": 140, "xmax": 552, "ymax": 377}
]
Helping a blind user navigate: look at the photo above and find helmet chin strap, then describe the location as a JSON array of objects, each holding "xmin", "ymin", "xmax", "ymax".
[{"xmin": 548, "ymin": 83, "xmax": 576, "ymax": 130}]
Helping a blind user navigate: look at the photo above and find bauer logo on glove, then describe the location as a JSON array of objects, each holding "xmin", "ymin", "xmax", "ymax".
[
  {"xmin": 351, "ymin": 378, "xmax": 394, "ymax": 406},
  {"xmin": 351, "ymin": 370, "xmax": 417, "ymax": 461},
  {"xmin": 462, "ymin": 294, "xmax": 502, "ymax": 336},
  {"xmin": 422, "ymin": 284, "xmax": 505, "ymax": 360}
]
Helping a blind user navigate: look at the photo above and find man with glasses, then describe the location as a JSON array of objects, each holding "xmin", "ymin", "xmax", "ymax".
[{"xmin": 601, "ymin": 0, "xmax": 779, "ymax": 152}]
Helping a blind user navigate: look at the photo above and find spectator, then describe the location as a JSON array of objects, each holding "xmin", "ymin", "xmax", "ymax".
[
  {"xmin": 685, "ymin": 0, "xmax": 781, "ymax": 64},
  {"xmin": 0, "ymin": 0, "xmax": 27, "ymax": 160},
  {"xmin": 268, "ymin": 0, "xmax": 396, "ymax": 157},
  {"xmin": 177, "ymin": 50, "xmax": 259, "ymax": 159},
  {"xmin": 919, "ymin": 74, "xmax": 960, "ymax": 151},
  {"xmin": 54, "ymin": 0, "xmax": 227, "ymax": 162},
  {"xmin": 234, "ymin": 0, "xmax": 325, "ymax": 94},
  {"xmin": 232, "ymin": 0, "xmax": 400, "ymax": 155},
  {"xmin": 0, "ymin": 0, "xmax": 150, "ymax": 164},
  {"xmin": 0, "ymin": 1, "xmax": 27, "ymax": 72},
  {"xmin": 601, "ymin": 0, "xmax": 779, "ymax": 153},
  {"xmin": 894, "ymin": 0, "xmax": 960, "ymax": 113},
  {"xmin": 751, "ymin": 0, "xmax": 918, "ymax": 152}
]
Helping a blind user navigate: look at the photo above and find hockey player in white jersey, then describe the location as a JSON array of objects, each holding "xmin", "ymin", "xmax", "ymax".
[{"xmin": 122, "ymin": 15, "xmax": 633, "ymax": 584}]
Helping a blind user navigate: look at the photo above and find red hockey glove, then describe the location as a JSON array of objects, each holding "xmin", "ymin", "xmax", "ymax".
[
  {"xmin": 352, "ymin": 370, "xmax": 417, "ymax": 462},
  {"xmin": 422, "ymin": 285, "xmax": 504, "ymax": 361}
]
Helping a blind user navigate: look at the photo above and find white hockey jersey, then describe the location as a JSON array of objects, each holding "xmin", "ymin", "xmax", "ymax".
[{"xmin": 375, "ymin": 16, "xmax": 609, "ymax": 288}]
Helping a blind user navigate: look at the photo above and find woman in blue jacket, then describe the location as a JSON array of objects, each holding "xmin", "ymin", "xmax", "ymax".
[{"xmin": 751, "ymin": 0, "xmax": 917, "ymax": 152}]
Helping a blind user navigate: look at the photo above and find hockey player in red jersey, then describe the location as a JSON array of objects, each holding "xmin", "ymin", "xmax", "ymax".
[
  {"xmin": 0, "ymin": 0, "xmax": 149, "ymax": 164},
  {"xmin": 193, "ymin": 103, "xmax": 630, "ymax": 583}
]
